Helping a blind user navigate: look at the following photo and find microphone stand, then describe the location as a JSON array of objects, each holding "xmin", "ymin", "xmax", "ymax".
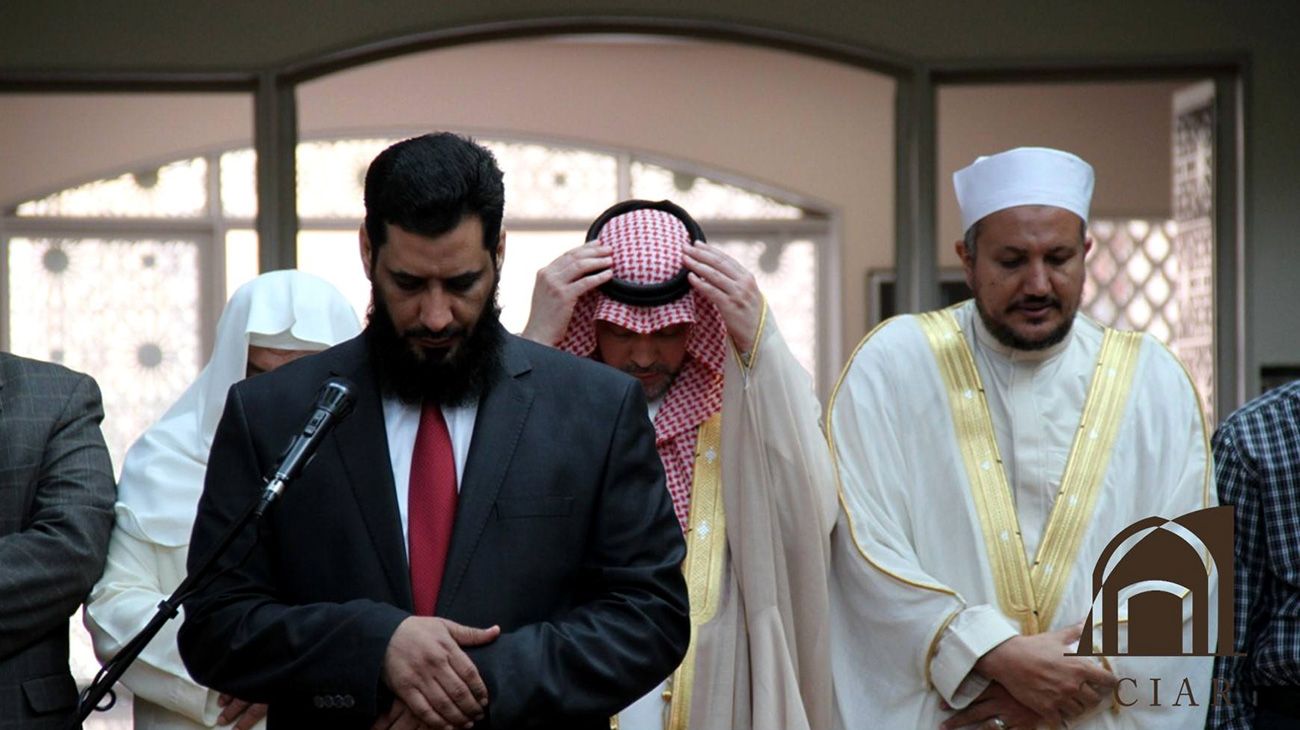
[
  {"xmin": 75, "ymin": 376, "xmax": 354, "ymax": 728},
  {"xmin": 74, "ymin": 492, "xmax": 266, "ymax": 727}
]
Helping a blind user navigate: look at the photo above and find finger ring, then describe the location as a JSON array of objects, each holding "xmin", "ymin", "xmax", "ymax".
[{"xmin": 991, "ymin": 718, "xmax": 1008, "ymax": 730}]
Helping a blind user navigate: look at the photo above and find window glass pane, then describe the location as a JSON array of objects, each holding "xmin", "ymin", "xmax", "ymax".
[
  {"xmin": 297, "ymin": 230, "xmax": 371, "ymax": 320},
  {"xmin": 711, "ymin": 238, "xmax": 818, "ymax": 378},
  {"xmin": 225, "ymin": 228, "xmax": 260, "ymax": 300},
  {"xmin": 498, "ymin": 231, "xmax": 585, "ymax": 333},
  {"xmin": 6, "ymin": 236, "xmax": 202, "ymax": 471},
  {"xmin": 296, "ymin": 138, "xmax": 619, "ymax": 222},
  {"xmin": 481, "ymin": 142, "xmax": 617, "ymax": 219},
  {"xmin": 297, "ymin": 139, "xmax": 394, "ymax": 219},
  {"xmin": 220, "ymin": 148, "xmax": 257, "ymax": 219},
  {"xmin": 16, "ymin": 158, "xmax": 208, "ymax": 218},
  {"xmin": 630, "ymin": 162, "xmax": 803, "ymax": 220}
]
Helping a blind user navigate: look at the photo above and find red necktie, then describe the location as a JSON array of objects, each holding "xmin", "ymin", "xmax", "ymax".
[{"xmin": 408, "ymin": 402, "xmax": 458, "ymax": 616}]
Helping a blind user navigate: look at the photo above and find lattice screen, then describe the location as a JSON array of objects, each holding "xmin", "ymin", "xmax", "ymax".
[
  {"xmin": 1172, "ymin": 92, "xmax": 1217, "ymax": 420},
  {"xmin": 1082, "ymin": 213, "xmax": 1214, "ymax": 420},
  {"xmin": 1080, "ymin": 86, "xmax": 1217, "ymax": 420},
  {"xmin": 1082, "ymin": 219, "xmax": 1179, "ymax": 345}
]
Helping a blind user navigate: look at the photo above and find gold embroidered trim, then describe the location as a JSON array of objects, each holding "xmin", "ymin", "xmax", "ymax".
[
  {"xmin": 825, "ymin": 315, "xmax": 961, "ymax": 598},
  {"xmin": 924, "ymin": 608, "xmax": 963, "ymax": 691},
  {"xmin": 919, "ymin": 309, "xmax": 1143, "ymax": 636},
  {"xmin": 1158, "ymin": 339, "xmax": 1215, "ymax": 582},
  {"xmin": 1156, "ymin": 339, "xmax": 1214, "ymax": 510},
  {"xmin": 1030, "ymin": 328, "xmax": 1143, "ymax": 630},
  {"xmin": 917, "ymin": 310, "xmax": 1037, "ymax": 634},
  {"xmin": 666, "ymin": 413, "xmax": 726, "ymax": 730},
  {"xmin": 731, "ymin": 297, "xmax": 769, "ymax": 373},
  {"xmin": 826, "ymin": 311, "xmax": 988, "ymax": 690}
]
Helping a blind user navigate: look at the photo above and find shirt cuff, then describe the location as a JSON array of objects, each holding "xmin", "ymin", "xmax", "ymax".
[{"xmin": 930, "ymin": 605, "xmax": 1019, "ymax": 707}]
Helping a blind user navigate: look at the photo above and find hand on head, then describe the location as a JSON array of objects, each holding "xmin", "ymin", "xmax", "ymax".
[
  {"xmin": 524, "ymin": 235, "xmax": 766, "ymax": 360},
  {"xmin": 683, "ymin": 243, "xmax": 763, "ymax": 355},
  {"xmin": 521, "ymin": 244, "xmax": 614, "ymax": 346}
]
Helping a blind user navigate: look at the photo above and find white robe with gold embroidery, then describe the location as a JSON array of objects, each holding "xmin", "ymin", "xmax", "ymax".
[
  {"xmin": 620, "ymin": 310, "xmax": 837, "ymax": 730},
  {"xmin": 828, "ymin": 301, "xmax": 1214, "ymax": 729}
]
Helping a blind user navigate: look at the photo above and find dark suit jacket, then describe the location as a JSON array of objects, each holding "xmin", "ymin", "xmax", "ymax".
[
  {"xmin": 0, "ymin": 353, "xmax": 116, "ymax": 729},
  {"xmin": 179, "ymin": 330, "xmax": 689, "ymax": 729}
]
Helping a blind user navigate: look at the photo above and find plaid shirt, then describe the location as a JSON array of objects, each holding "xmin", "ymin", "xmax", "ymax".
[{"xmin": 1210, "ymin": 381, "xmax": 1300, "ymax": 729}]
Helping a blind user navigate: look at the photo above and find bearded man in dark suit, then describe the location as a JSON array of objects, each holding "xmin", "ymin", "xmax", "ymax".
[
  {"xmin": 179, "ymin": 132, "xmax": 689, "ymax": 730},
  {"xmin": 0, "ymin": 353, "xmax": 115, "ymax": 728}
]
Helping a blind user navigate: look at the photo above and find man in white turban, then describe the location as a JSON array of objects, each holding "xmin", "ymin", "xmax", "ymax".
[
  {"xmin": 829, "ymin": 147, "xmax": 1214, "ymax": 729},
  {"xmin": 85, "ymin": 270, "xmax": 360, "ymax": 729},
  {"xmin": 523, "ymin": 199, "xmax": 836, "ymax": 730}
]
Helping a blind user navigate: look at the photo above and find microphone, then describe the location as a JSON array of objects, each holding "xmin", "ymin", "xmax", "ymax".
[{"xmin": 255, "ymin": 376, "xmax": 356, "ymax": 517}]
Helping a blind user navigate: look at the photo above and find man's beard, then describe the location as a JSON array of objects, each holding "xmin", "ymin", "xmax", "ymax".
[
  {"xmin": 620, "ymin": 363, "xmax": 679, "ymax": 401},
  {"xmin": 974, "ymin": 295, "xmax": 1074, "ymax": 351},
  {"xmin": 365, "ymin": 280, "xmax": 505, "ymax": 407}
]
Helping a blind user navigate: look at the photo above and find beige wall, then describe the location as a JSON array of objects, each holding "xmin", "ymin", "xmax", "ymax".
[
  {"xmin": 0, "ymin": 94, "xmax": 251, "ymax": 205},
  {"xmin": 937, "ymin": 81, "xmax": 1184, "ymax": 265},
  {"xmin": 0, "ymin": 40, "xmax": 898, "ymax": 372},
  {"xmin": 298, "ymin": 38, "xmax": 895, "ymax": 362},
  {"xmin": 0, "ymin": 45, "xmax": 1218, "ymax": 374},
  {"xmin": 4, "ymin": 0, "xmax": 1298, "ymax": 397}
]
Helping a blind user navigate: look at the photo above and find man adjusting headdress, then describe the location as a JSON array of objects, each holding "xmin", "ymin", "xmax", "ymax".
[{"xmin": 525, "ymin": 199, "xmax": 836, "ymax": 730}]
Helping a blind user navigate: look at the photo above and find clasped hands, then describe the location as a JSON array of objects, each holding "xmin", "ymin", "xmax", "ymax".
[
  {"xmin": 373, "ymin": 616, "xmax": 500, "ymax": 730},
  {"xmin": 216, "ymin": 693, "xmax": 267, "ymax": 729},
  {"xmin": 521, "ymin": 241, "xmax": 763, "ymax": 355},
  {"xmin": 941, "ymin": 624, "xmax": 1118, "ymax": 730}
]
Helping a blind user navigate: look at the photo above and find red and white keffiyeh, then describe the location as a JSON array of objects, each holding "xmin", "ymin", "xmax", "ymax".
[{"xmin": 557, "ymin": 208, "xmax": 726, "ymax": 532}]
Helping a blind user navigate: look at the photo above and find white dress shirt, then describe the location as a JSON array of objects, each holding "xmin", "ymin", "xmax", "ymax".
[{"xmin": 620, "ymin": 392, "xmax": 669, "ymax": 730}]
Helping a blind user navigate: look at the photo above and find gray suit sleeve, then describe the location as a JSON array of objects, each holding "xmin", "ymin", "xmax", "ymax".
[{"xmin": 0, "ymin": 373, "xmax": 116, "ymax": 658}]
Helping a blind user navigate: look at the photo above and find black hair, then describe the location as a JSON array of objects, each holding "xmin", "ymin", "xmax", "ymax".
[{"xmin": 363, "ymin": 132, "xmax": 505, "ymax": 255}]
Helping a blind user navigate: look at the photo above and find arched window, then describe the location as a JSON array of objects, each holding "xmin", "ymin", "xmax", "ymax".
[{"xmin": 3, "ymin": 134, "xmax": 833, "ymax": 470}]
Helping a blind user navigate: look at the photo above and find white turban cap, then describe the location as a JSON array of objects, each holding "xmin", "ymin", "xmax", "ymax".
[{"xmin": 953, "ymin": 146, "xmax": 1095, "ymax": 233}]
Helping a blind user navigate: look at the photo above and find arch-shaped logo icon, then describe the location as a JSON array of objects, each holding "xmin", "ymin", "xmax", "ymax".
[{"xmin": 1075, "ymin": 506, "xmax": 1235, "ymax": 657}]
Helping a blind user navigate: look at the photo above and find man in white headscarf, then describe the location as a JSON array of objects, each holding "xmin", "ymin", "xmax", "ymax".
[
  {"xmin": 523, "ymin": 199, "xmax": 836, "ymax": 730},
  {"xmin": 828, "ymin": 147, "xmax": 1214, "ymax": 729},
  {"xmin": 85, "ymin": 270, "xmax": 360, "ymax": 729}
]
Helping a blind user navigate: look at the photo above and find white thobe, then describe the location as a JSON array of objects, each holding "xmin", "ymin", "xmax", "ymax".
[
  {"xmin": 829, "ymin": 300, "xmax": 1213, "ymax": 729},
  {"xmin": 83, "ymin": 272, "xmax": 360, "ymax": 729},
  {"xmin": 86, "ymin": 531, "xmax": 239, "ymax": 729},
  {"xmin": 618, "ymin": 312, "xmax": 836, "ymax": 730}
]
